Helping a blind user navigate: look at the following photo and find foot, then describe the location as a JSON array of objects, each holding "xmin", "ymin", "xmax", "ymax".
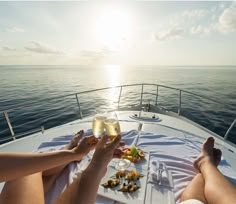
[
  {"xmin": 64, "ymin": 130, "xmax": 84, "ymax": 150},
  {"xmin": 193, "ymin": 137, "xmax": 222, "ymax": 172},
  {"xmin": 42, "ymin": 130, "xmax": 85, "ymax": 192}
]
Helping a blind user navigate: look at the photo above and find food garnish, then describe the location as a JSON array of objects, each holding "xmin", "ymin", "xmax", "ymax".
[{"xmin": 122, "ymin": 146, "xmax": 145, "ymax": 163}]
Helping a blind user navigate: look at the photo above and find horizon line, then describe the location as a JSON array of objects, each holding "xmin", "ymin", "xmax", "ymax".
[{"xmin": 0, "ymin": 64, "xmax": 236, "ymax": 67}]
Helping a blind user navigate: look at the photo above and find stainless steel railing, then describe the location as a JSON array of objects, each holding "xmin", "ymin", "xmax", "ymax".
[{"xmin": 1, "ymin": 83, "xmax": 235, "ymax": 142}]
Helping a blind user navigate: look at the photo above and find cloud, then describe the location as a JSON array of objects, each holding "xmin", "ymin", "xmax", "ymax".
[
  {"xmin": 81, "ymin": 50, "xmax": 105, "ymax": 59},
  {"xmin": 5, "ymin": 26, "xmax": 25, "ymax": 33},
  {"xmin": 152, "ymin": 27, "xmax": 185, "ymax": 41},
  {"xmin": 190, "ymin": 25, "xmax": 211, "ymax": 36},
  {"xmin": 2, "ymin": 46, "xmax": 16, "ymax": 51},
  {"xmin": 219, "ymin": 3, "xmax": 226, "ymax": 10},
  {"xmin": 182, "ymin": 9, "xmax": 208, "ymax": 19},
  {"xmin": 79, "ymin": 48, "xmax": 113, "ymax": 64},
  {"xmin": 25, "ymin": 41, "xmax": 63, "ymax": 54},
  {"xmin": 153, "ymin": 3, "xmax": 235, "ymax": 41},
  {"xmin": 219, "ymin": 5, "xmax": 236, "ymax": 32}
]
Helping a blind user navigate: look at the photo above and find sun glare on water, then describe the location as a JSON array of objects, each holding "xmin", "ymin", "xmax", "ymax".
[
  {"xmin": 105, "ymin": 64, "xmax": 122, "ymax": 109},
  {"xmin": 105, "ymin": 64, "xmax": 121, "ymax": 86},
  {"xmin": 96, "ymin": 9, "xmax": 131, "ymax": 50}
]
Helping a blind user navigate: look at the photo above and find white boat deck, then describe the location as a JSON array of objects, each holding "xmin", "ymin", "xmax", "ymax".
[
  {"xmin": 0, "ymin": 111, "xmax": 235, "ymax": 203},
  {"xmin": 1, "ymin": 111, "xmax": 235, "ymax": 168}
]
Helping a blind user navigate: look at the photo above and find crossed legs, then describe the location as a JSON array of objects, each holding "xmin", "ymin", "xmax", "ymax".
[
  {"xmin": 43, "ymin": 131, "xmax": 84, "ymax": 193},
  {"xmin": 0, "ymin": 131, "xmax": 84, "ymax": 204},
  {"xmin": 180, "ymin": 137, "xmax": 236, "ymax": 204}
]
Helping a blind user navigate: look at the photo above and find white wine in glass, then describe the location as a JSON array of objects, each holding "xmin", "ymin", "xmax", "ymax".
[
  {"xmin": 104, "ymin": 118, "xmax": 121, "ymax": 138},
  {"xmin": 92, "ymin": 114, "xmax": 107, "ymax": 138},
  {"xmin": 104, "ymin": 112, "xmax": 130, "ymax": 170}
]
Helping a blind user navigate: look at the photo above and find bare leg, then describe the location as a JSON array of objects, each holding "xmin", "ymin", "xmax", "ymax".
[
  {"xmin": 43, "ymin": 130, "xmax": 84, "ymax": 192},
  {"xmin": 194, "ymin": 137, "xmax": 236, "ymax": 204},
  {"xmin": 180, "ymin": 148, "xmax": 222, "ymax": 203},
  {"xmin": 180, "ymin": 173, "xmax": 207, "ymax": 203},
  {"xmin": 0, "ymin": 172, "xmax": 44, "ymax": 204}
]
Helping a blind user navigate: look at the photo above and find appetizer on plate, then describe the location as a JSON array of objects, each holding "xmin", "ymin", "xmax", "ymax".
[
  {"xmin": 119, "ymin": 182, "xmax": 140, "ymax": 193},
  {"xmin": 102, "ymin": 178, "xmax": 120, "ymax": 188},
  {"xmin": 121, "ymin": 146, "xmax": 145, "ymax": 163},
  {"xmin": 116, "ymin": 170, "xmax": 126, "ymax": 178},
  {"xmin": 125, "ymin": 170, "xmax": 143, "ymax": 181}
]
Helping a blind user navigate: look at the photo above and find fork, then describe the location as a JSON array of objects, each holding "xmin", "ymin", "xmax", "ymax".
[{"xmin": 158, "ymin": 163, "xmax": 164, "ymax": 185}]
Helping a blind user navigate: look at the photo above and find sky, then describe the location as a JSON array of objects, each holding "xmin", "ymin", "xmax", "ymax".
[{"xmin": 0, "ymin": 1, "xmax": 236, "ymax": 66}]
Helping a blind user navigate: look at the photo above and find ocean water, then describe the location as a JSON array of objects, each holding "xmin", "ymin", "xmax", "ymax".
[{"xmin": 0, "ymin": 65, "xmax": 235, "ymax": 143}]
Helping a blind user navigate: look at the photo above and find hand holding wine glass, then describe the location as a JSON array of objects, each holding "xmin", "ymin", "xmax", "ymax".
[
  {"xmin": 92, "ymin": 134, "xmax": 122, "ymax": 168},
  {"xmin": 103, "ymin": 112, "xmax": 130, "ymax": 170},
  {"xmin": 104, "ymin": 112, "xmax": 121, "ymax": 141}
]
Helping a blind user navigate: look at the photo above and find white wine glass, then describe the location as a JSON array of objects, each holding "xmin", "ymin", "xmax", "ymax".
[
  {"xmin": 90, "ymin": 111, "xmax": 107, "ymax": 157},
  {"xmin": 92, "ymin": 111, "xmax": 107, "ymax": 138},
  {"xmin": 104, "ymin": 112, "xmax": 131, "ymax": 170},
  {"xmin": 104, "ymin": 112, "xmax": 120, "ymax": 139}
]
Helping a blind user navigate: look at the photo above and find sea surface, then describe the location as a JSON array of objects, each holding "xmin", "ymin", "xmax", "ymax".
[{"xmin": 0, "ymin": 65, "xmax": 235, "ymax": 143}]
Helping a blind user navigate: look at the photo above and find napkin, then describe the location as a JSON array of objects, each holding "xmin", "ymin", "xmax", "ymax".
[{"xmin": 148, "ymin": 160, "xmax": 174, "ymax": 188}]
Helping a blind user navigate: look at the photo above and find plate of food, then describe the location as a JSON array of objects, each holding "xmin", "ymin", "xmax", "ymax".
[{"xmin": 98, "ymin": 167, "xmax": 148, "ymax": 204}]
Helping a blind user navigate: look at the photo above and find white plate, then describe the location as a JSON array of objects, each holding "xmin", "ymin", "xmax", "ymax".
[
  {"xmin": 110, "ymin": 152, "xmax": 150, "ymax": 172},
  {"xmin": 98, "ymin": 165, "xmax": 149, "ymax": 204}
]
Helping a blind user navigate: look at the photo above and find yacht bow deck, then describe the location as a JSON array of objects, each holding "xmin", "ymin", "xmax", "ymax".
[
  {"xmin": 1, "ymin": 110, "xmax": 236, "ymax": 203},
  {"xmin": 1, "ymin": 111, "xmax": 235, "ymax": 166}
]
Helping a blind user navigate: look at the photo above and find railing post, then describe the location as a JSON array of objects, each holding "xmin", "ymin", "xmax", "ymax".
[
  {"xmin": 3, "ymin": 111, "xmax": 15, "ymax": 140},
  {"xmin": 178, "ymin": 90, "xmax": 182, "ymax": 115},
  {"xmin": 140, "ymin": 84, "xmax": 144, "ymax": 110},
  {"xmin": 224, "ymin": 118, "xmax": 236, "ymax": 140},
  {"xmin": 75, "ymin": 94, "xmax": 83, "ymax": 119},
  {"xmin": 155, "ymin": 85, "xmax": 159, "ymax": 106},
  {"xmin": 41, "ymin": 126, "xmax": 45, "ymax": 134},
  {"xmin": 117, "ymin": 86, "xmax": 123, "ymax": 110}
]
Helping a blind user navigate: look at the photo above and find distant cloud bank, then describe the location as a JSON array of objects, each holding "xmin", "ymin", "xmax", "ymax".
[
  {"xmin": 152, "ymin": 2, "xmax": 236, "ymax": 42},
  {"xmin": 25, "ymin": 41, "xmax": 63, "ymax": 55},
  {"xmin": 2, "ymin": 46, "xmax": 16, "ymax": 51},
  {"xmin": 5, "ymin": 26, "xmax": 25, "ymax": 33},
  {"xmin": 152, "ymin": 27, "xmax": 185, "ymax": 41}
]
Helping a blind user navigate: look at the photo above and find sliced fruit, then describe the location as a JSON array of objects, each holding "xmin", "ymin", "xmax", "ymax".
[{"xmin": 137, "ymin": 149, "xmax": 145, "ymax": 158}]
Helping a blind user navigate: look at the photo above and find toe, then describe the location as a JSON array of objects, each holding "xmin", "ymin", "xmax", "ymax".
[
  {"xmin": 72, "ymin": 132, "xmax": 83, "ymax": 144},
  {"xmin": 215, "ymin": 149, "xmax": 222, "ymax": 164},
  {"xmin": 213, "ymin": 148, "xmax": 222, "ymax": 166},
  {"xmin": 202, "ymin": 137, "xmax": 214, "ymax": 153}
]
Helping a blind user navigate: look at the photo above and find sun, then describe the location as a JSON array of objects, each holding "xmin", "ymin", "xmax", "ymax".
[{"xmin": 96, "ymin": 9, "xmax": 130, "ymax": 50}]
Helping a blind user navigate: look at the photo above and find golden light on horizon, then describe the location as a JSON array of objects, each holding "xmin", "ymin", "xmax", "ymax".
[{"xmin": 96, "ymin": 9, "xmax": 131, "ymax": 50}]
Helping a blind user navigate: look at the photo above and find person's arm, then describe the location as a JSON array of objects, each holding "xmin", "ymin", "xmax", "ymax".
[
  {"xmin": 0, "ymin": 150, "xmax": 77, "ymax": 182},
  {"xmin": 0, "ymin": 135, "xmax": 98, "ymax": 182}
]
